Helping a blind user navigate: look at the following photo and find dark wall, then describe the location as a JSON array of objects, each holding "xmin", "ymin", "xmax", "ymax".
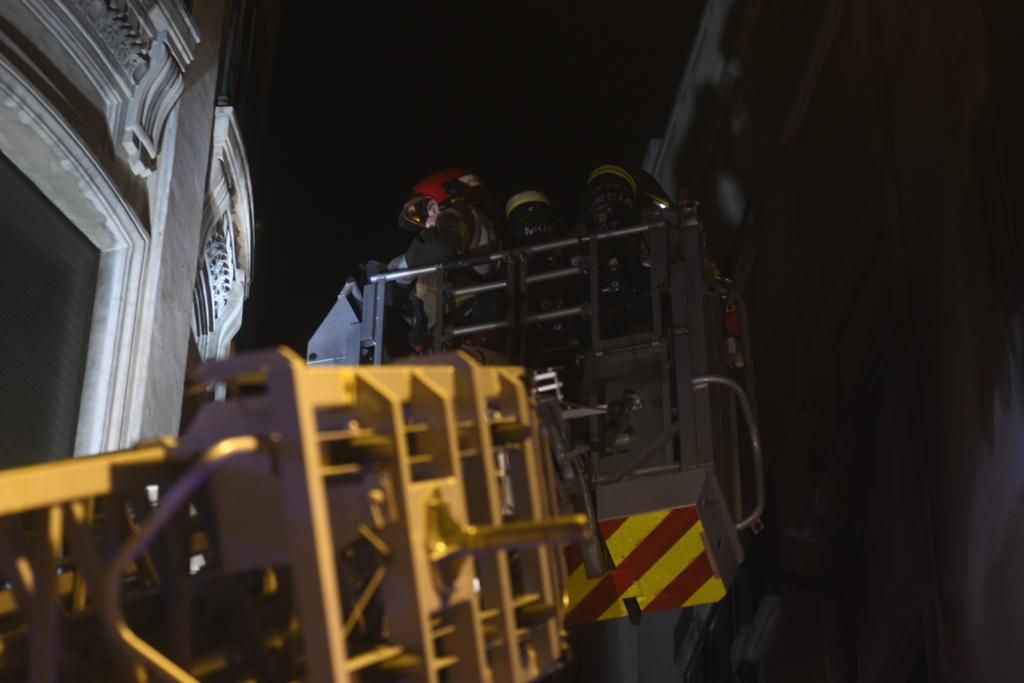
[
  {"xmin": 687, "ymin": 0, "xmax": 1023, "ymax": 680},
  {"xmin": 0, "ymin": 152, "xmax": 99, "ymax": 467}
]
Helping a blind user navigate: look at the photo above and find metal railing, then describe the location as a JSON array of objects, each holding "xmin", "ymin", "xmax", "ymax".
[
  {"xmin": 361, "ymin": 220, "xmax": 670, "ymax": 360},
  {"xmin": 308, "ymin": 206, "xmax": 765, "ymax": 533},
  {"xmin": 366, "ymin": 221, "xmax": 666, "ymax": 285}
]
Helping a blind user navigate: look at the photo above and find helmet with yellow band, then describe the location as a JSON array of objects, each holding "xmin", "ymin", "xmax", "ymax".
[
  {"xmin": 505, "ymin": 190, "xmax": 556, "ymax": 247},
  {"xmin": 585, "ymin": 164, "xmax": 639, "ymax": 231}
]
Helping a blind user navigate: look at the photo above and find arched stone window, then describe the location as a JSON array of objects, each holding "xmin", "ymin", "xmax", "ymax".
[
  {"xmin": 0, "ymin": 0, "xmax": 198, "ymax": 459},
  {"xmin": 192, "ymin": 105, "xmax": 254, "ymax": 361}
]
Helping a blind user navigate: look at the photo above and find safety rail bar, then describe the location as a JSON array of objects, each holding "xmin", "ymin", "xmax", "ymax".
[
  {"xmin": 451, "ymin": 266, "xmax": 584, "ymax": 298},
  {"xmin": 451, "ymin": 305, "xmax": 589, "ymax": 338},
  {"xmin": 367, "ymin": 221, "xmax": 666, "ymax": 284},
  {"xmin": 361, "ymin": 219, "xmax": 671, "ymax": 360}
]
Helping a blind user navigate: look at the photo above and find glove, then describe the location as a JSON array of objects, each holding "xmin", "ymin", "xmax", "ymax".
[{"xmin": 355, "ymin": 259, "xmax": 390, "ymax": 286}]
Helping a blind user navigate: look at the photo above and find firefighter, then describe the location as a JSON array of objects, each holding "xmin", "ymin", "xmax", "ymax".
[
  {"xmin": 583, "ymin": 163, "xmax": 672, "ymax": 243},
  {"xmin": 505, "ymin": 189, "xmax": 559, "ymax": 248},
  {"xmin": 582, "ymin": 164, "xmax": 639, "ymax": 338},
  {"xmin": 504, "ymin": 190, "xmax": 583, "ymax": 361},
  {"xmin": 392, "ymin": 168, "xmax": 500, "ymax": 272},
  {"xmin": 583, "ymin": 164, "xmax": 641, "ymax": 293},
  {"xmin": 584, "ymin": 164, "xmax": 640, "ymax": 233},
  {"xmin": 582, "ymin": 164, "xmax": 671, "ymax": 339},
  {"xmin": 387, "ymin": 168, "xmax": 504, "ymax": 356}
]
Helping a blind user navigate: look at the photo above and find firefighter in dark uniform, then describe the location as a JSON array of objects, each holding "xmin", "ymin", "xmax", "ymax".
[
  {"xmin": 504, "ymin": 189, "xmax": 583, "ymax": 361},
  {"xmin": 387, "ymin": 168, "xmax": 505, "ymax": 359},
  {"xmin": 582, "ymin": 164, "xmax": 672, "ymax": 339}
]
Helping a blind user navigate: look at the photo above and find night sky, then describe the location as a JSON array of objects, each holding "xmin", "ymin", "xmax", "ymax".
[{"xmin": 238, "ymin": 1, "xmax": 703, "ymax": 354}]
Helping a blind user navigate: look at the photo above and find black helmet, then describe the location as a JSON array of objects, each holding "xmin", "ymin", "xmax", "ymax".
[{"xmin": 505, "ymin": 190, "xmax": 556, "ymax": 246}]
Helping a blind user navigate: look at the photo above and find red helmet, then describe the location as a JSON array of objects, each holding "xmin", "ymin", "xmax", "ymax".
[
  {"xmin": 413, "ymin": 168, "xmax": 483, "ymax": 205},
  {"xmin": 398, "ymin": 168, "xmax": 484, "ymax": 230}
]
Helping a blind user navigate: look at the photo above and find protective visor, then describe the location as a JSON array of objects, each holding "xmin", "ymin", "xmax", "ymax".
[{"xmin": 399, "ymin": 196, "xmax": 434, "ymax": 230}]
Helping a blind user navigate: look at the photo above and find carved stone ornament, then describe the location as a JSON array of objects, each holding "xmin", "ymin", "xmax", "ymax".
[
  {"xmin": 67, "ymin": 0, "xmax": 150, "ymax": 82},
  {"xmin": 194, "ymin": 212, "xmax": 237, "ymax": 338},
  {"xmin": 192, "ymin": 107, "xmax": 255, "ymax": 361},
  {"xmin": 121, "ymin": 30, "xmax": 182, "ymax": 176},
  {"xmin": 24, "ymin": 0, "xmax": 198, "ymax": 177}
]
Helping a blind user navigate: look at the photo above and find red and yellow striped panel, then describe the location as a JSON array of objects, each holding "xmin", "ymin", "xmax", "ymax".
[{"xmin": 564, "ymin": 506, "xmax": 726, "ymax": 625}]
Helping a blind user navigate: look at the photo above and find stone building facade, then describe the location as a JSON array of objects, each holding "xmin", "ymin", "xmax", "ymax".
[{"xmin": 0, "ymin": 0, "xmax": 274, "ymax": 467}]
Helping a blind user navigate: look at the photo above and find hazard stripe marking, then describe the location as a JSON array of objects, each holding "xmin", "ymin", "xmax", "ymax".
[
  {"xmin": 565, "ymin": 512, "xmax": 664, "ymax": 613},
  {"xmin": 567, "ymin": 507, "xmax": 698, "ymax": 624},
  {"xmin": 598, "ymin": 516, "xmax": 627, "ymax": 539},
  {"xmin": 644, "ymin": 552, "xmax": 715, "ymax": 612},
  {"xmin": 564, "ymin": 543, "xmax": 583, "ymax": 576},
  {"xmin": 565, "ymin": 563, "xmax": 600, "ymax": 612},
  {"xmin": 563, "ymin": 515, "xmax": 628, "ymax": 576},
  {"xmin": 604, "ymin": 510, "xmax": 669, "ymax": 565},
  {"xmin": 597, "ymin": 518, "xmax": 706, "ymax": 620},
  {"xmin": 565, "ymin": 567, "xmax": 635, "ymax": 625},
  {"xmin": 682, "ymin": 574, "xmax": 727, "ymax": 608}
]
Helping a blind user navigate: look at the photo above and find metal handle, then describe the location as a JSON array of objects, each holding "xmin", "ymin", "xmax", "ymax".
[
  {"xmin": 690, "ymin": 375, "xmax": 765, "ymax": 532},
  {"xmin": 427, "ymin": 490, "xmax": 588, "ymax": 562},
  {"xmin": 461, "ymin": 515, "xmax": 590, "ymax": 552},
  {"xmin": 599, "ymin": 375, "xmax": 765, "ymax": 533}
]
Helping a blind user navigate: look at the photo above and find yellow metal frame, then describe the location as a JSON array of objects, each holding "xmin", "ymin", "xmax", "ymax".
[{"xmin": 0, "ymin": 348, "xmax": 584, "ymax": 682}]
